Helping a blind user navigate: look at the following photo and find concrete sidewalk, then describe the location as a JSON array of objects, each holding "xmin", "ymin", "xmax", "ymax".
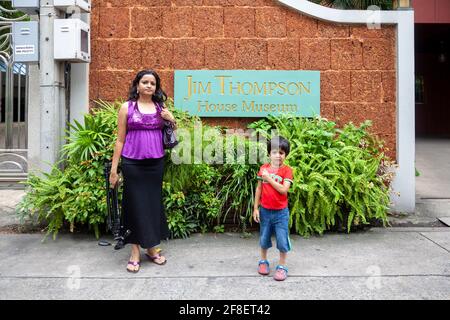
[
  {"xmin": 1, "ymin": 139, "xmax": 449, "ymax": 300},
  {"xmin": 0, "ymin": 190, "xmax": 25, "ymax": 228},
  {"xmin": 0, "ymin": 228, "xmax": 449, "ymax": 300}
]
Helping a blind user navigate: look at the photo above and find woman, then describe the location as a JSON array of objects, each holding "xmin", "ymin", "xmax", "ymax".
[{"xmin": 109, "ymin": 70, "xmax": 176, "ymax": 273}]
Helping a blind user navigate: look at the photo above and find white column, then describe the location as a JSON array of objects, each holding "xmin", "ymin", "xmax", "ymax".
[{"xmin": 391, "ymin": 11, "xmax": 415, "ymax": 213}]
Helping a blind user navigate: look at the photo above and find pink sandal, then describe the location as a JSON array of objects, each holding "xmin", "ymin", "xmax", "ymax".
[
  {"xmin": 145, "ymin": 253, "xmax": 167, "ymax": 265},
  {"xmin": 126, "ymin": 261, "xmax": 140, "ymax": 273},
  {"xmin": 258, "ymin": 260, "xmax": 270, "ymax": 275},
  {"xmin": 273, "ymin": 265, "xmax": 288, "ymax": 281}
]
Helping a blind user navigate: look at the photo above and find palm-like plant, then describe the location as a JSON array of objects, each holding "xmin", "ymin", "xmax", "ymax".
[
  {"xmin": 62, "ymin": 99, "xmax": 119, "ymax": 162},
  {"xmin": 309, "ymin": 0, "xmax": 393, "ymax": 10}
]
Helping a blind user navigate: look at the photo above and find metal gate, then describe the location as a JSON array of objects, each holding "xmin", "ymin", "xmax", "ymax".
[{"xmin": 0, "ymin": 4, "xmax": 29, "ymax": 189}]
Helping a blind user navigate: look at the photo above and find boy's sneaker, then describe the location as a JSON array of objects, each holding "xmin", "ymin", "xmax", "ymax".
[
  {"xmin": 273, "ymin": 265, "xmax": 288, "ymax": 281},
  {"xmin": 258, "ymin": 260, "xmax": 270, "ymax": 275}
]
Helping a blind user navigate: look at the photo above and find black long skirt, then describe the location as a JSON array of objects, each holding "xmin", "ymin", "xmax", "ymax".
[{"xmin": 121, "ymin": 156, "xmax": 169, "ymax": 249}]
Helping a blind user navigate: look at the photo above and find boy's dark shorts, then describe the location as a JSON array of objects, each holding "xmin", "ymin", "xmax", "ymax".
[{"xmin": 259, "ymin": 206, "xmax": 291, "ymax": 253}]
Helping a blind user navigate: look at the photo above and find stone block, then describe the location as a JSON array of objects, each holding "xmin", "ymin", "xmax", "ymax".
[
  {"xmin": 224, "ymin": 8, "xmax": 255, "ymax": 38},
  {"xmin": 202, "ymin": 118, "xmax": 239, "ymax": 129},
  {"xmin": 173, "ymin": 39, "xmax": 205, "ymax": 69},
  {"xmin": 90, "ymin": 39, "xmax": 110, "ymax": 70},
  {"xmin": 109, "ymin": 40, "xmax": 143, "ymax": 70},
  {"xmin": 98, "ymin": 0, "xmax": 133, "ymax": 7},
  {"xmin": 372, "ymin": 103, "xmax": 395, "ymax": 134},
  {"xmin": 99, "ymin": 0, "xmax": 170, "ymax": 6},
  {"xmin": 158, "ymin": 70, "xmax": 174, "ymax": 99},
  {"xmin": 334, "ymin": 102, "xmax": 372, "ymax": 130},
  {"xmin": 234, "ymin": 117, "xmax": 260, "ymax": 129},
  {"xmin": 99, "ymin": 7, "xmax": 130, "ymax": 38},
  {"xmin": 318, "ymin": 21, "xmax": 350, "ymax": 38},
  {"xmin": 335, "ymin": 102, "xmax": 395, "ymax": 135},
  {"xmin": 331, "ymin": 39, "xmax": 363, "ymax": 70},
  {"xmin": 267, "ymin": 39, "xmax": 298, "ymax": 69},
  {"xmin": 131, "ymin": 8, "xmax": 162, "ymax": 38},
  {"xmin": 351, "ymin": 25, "xmax": 395, "ymax": 40},
  {"xmin": 201, "ymin": 0, "xmax": 224, "ymax": 5},
  {"xmin": 363, "ymin": 39, "xmax": 396, "ymax": 70},
  {"xmin": 320, "ymin": 71, "xmax": 351, "ymax": 102},
  {"xmin": 235, "ymin": 39, "xmax": 267, "ymax": 69},
  {"xmin": 142, "ymin": 39, "xmax": 173, "ymax": 69},
  {"xmin": 205, "ymin": 39, "xmax": 236, "ymax": 69},
  {"xmin": 203, "ymin": 0, "xmax": 275, "ymax": 6},
  {"xmin": 202, "ymin": 117, "xmax": 258, "ymax": 130},
  {"xmin": 300, "ymin": 38, "xmax": 331, "ymax": 70},
  {"xmin": 320, "ymin": 102, "xmax": 335, "ymax": 120},
  {"xmin": 171, "ymin": 0, "xmax": 202, "ymax": 6},
  {"xmin": 97, "ymin": 71, "xmax": 136, "ymax": 101},
  {"xmin": 90, "ymin": 6, "xmax": 100, "ymax": 40},
  {"xmin": 163, "ymin": 7, "xmax": 193, "ymax": 38},
  {"xmin": 234, "ymin": 0, "xmax": 277, "ymax": 5},
  {"xmin": 382, "ymin": 102, "xmax": 396, "ymax": 135},
  {"xmin": 351, "ymin": 71, "xmax": 382, "ymax": 102},
  {"xmin": 286, "ymin": 10, "xmax": 318, "ymax": 38},
  {"xmin": 382, "ymin": 71, "xmax": 396, "ymax": 103},
  {"xmin": 193, "ymin": 7, "xmax": 224, "ymax": 38},
  {"xmin": 255, "ymin": 7, "xmax": 286, "ymax": 38},
  {"xmin": 89, "ymin": 71, "xmax": 99, "ymax": 101}
]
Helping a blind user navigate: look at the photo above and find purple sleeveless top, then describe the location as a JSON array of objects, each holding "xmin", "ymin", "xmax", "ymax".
[{"xmin": 121, "ymin": 100, "xmax": 165, "ymax": 159}]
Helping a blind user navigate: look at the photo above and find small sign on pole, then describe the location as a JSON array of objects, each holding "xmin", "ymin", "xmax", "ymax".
[{"xmin": 12, "ymin": 21, "xmax": 39, "ymax": 63}]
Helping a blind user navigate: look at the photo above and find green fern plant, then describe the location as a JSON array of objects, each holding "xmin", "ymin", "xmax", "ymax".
[
  {"xmin": 249, "ymin": 115, "xmax": 393, "ymax": 236},
  {"xmin": 18, "ymin": 98, "xmax": 394, "ymax": 240}
]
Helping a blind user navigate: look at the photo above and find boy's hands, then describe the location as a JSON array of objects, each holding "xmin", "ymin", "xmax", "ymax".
[
  {"xmin": 261, "ymin": 169, "xmax": 270, "ymax": 182},
  {"xmin": 253, "ymin": 208, "xmax": 260, "ymax": 223}
]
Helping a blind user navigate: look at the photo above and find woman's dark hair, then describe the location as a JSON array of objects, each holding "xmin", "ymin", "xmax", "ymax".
[
  {"xmin": 267, "ymin": 136, "xmax": 290, "ymax": 156},
  {"xmin": 128, "ymin": 69, "xmax": 167, "ymax": 103}
]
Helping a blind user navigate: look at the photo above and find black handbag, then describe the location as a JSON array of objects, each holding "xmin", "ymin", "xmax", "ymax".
[{"xmin": 163, "ymin": 121, "xmax": 179, "ymax": 149}]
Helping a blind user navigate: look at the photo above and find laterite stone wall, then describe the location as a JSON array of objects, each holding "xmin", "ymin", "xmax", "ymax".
[{"xmin": 90, "ymin": 0, "xmax": 397, "ymax": 158}]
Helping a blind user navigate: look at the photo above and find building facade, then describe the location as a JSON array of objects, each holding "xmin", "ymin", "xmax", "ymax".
[{"xmin": 89, "ymin": 0, "xmax": 397, "ymax": 158}]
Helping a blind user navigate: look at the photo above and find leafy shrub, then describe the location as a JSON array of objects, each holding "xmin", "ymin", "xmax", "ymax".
[
  {"xmin": 18, "ymin": 100, "xmax": 118, "ymax": 239},
  {"xmin": 163, "ymin": 181, "xmax": 198, "ymax": 239},
  {"xmin": 18, "ymin": 99, "xmax": 394, "ymax": 239},
  {"xmin": 18, "ymin": 99, "xmax": 243, "ymax": 239},
  {"xmin": 248, "ymin": 115, "xmax": 394, "ymax": 236}
]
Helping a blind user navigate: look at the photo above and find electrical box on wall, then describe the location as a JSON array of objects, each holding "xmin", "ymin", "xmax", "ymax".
[
  {"xmin": 12, "ymin": 21, "xmax": 39, "ymax": 63},
  {"xmin": 54, "ymin": 0, "xmax": 91, "ymax": 13},
  {"xmin": 11, "ymin": 0, "xmax": 39, "ymax": 15},
  {"xmin": 54, "ymin": 19, "xmax": 90, "ymax": 63}
]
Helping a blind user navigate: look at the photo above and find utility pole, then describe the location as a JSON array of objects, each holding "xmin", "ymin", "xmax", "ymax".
[
  {"xmin": 38, "ymin": 0, "xmax": 65, "ymax": 173},
  {"xmin": 11, "ymin": 1, "xmax": 91, "ymax": 174}
]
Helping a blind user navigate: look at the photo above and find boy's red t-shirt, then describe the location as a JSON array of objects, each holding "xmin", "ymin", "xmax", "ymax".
[{"xmin": 257, "ymin": 164, "xmax": 294, "ymax": 210}]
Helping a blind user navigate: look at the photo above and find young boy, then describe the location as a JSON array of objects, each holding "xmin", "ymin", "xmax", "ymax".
[{"xmin": 253, "ymin": 136, "xmax": 293, "ymax": 281}]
